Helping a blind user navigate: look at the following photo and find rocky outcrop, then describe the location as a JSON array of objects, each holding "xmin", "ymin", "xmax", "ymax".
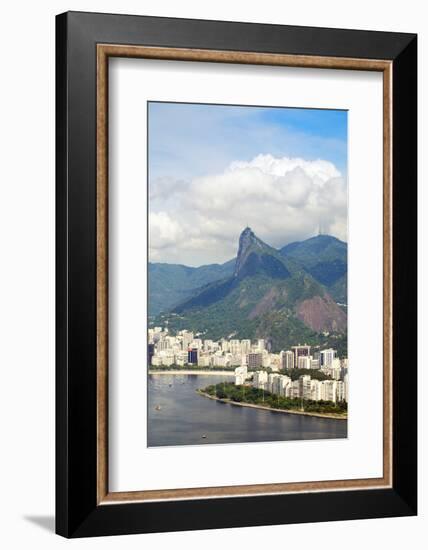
[
  {"xmin": 248, "ymin": 288, "xmax": 279, "ymax": 319},
  {"xmin": 296, "ymin": 294, "xmax": 346, "ymax": 333}
]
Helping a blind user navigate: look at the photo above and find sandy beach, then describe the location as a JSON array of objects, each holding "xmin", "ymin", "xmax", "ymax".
[{"xmin": 149, "ymin": 369, "xmax": 235, "ymax": 376}]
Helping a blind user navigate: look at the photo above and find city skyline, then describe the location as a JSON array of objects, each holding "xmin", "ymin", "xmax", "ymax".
[{"xmin": 148, "ymin": 327, "xmax": 348, "ymax": 407}]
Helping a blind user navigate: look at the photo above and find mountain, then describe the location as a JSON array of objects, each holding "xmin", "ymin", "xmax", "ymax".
[
  {"xmin": 154, "ymin": 228, "xmax": 347, "ymax": 354},
  {"xmin": 148, "ymin": 260, "xmax": 234, "ymax": 316},
  {"xmin": 280, "ymin": 235, "xmax": 347, "ymax": 304}
]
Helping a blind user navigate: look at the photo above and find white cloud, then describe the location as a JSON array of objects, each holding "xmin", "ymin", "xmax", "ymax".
[
  {"xmin": 229, "ymin": 153, "xmax": 341, "ymax": 184},
  {"xmin": 149, "ymin": 154, "xmax": 347, "ymax": 266},
  {"xmin": 149, "ymin": 212, "xmax": 185, "ymax": 258}
]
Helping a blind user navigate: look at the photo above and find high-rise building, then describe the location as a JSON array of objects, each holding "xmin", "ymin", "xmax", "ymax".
[
  {"xmin": 310, "ymin": 358, "xmax": 320, "ymax": 369},
  {"xmin": 291, "ymin": 345, "xmax": 311, "ymax": 365},
  {"xmin": 241, "ymin": 339, "xmax": 251, "ymax": 354},
  {"xmin": 212, "ymin": 354, "xmax": 226, "ymax": 367},
  {"xmin": 248, "ymin": 353, "xmax": 262, "ymax": 369},
  {"xmin": 268, "ymin": 373, "xmax": 281, "ymax": 393},
  {"xmin": 310, "ymin": 379, "xmax": 322, "ymax": 401},
  {"xmin": 197, "ymin": 354, "xmax": 211, "ymax": 368},
  {"xmin": 336, "ymin": 381, "xmax": 346, "ymax": 402},
  {"xmin": 181, "ymin": 331, "xmax": 194, "ymax": 350},
  {"xmin": 147, "ymin": 343, "xmax": 154, "ymax": 366},
  {"xmin": 290, "ymin": 379, "xmax": 301, "ymax": 399},
  {"xmin": 234, "ymin": 366, "xmax": 248, "ymax": 385},
  {"xmin": 297, "ymin": 355, "xmax": 312, "ymax": 369},
  {"xmin": 253, "ymin": 370, "xmax": 268, "ymax": 389},
  {"xmin": 320, "ymin": 348, "xmax": 336, "ymax": 368},
  {"xmin": 157, "ymin": 339, "xmax": 170, "ymax": 352},
  {"xmin": 262, "ymin": 352, "xmax": 271, "ymax": 368},
  {"xmin": 344, "ymin": 373, "xmax": 349, "ymax": 403},
  {"xmin": 230, "ymin": 339, "xmax": 241, "ymax": 355},
  {"xmin": 282, "ymin": 350, "xmax": 294, "ymax": 370},
  {"xmin": 192, "ymin": 338, "xmax": 203, "ymax": 349},
  {"xmin": 320, "ymin": 380, "xmax": 337, "ymax": 402},
  {"xmin": 269, "ymin": 354, "xmax": 281, "ymax": 371},
  {"xmin": 187, "ymin": 347, "xmax": 198, "ymax": 365},
  {"xmin": 299, "ymin": 375, "xmax": 312, "ymax": 400},
  {"xmin": 161, "ymin": 354, "xmax": 175, "ymax": 367},
  {"xmin": 204, "ymin": 339, "xmax": 213, "ymax": 351},
  {"xmin": 269, "ymin": 373, "xmax": 291, "ymax": 396}
]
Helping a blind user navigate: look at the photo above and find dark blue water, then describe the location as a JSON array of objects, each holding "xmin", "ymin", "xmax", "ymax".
[{"xmin": 147, "ymin": 374, "xmax": 347, "ymax": 447}]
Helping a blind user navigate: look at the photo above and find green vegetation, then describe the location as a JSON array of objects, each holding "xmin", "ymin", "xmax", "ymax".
[
  {"xmin": 199, "ymin": 382, "xmax": 347, "ymax": 416},
  {"xmin": 153, "ymin": 271, "xmax": 348, "ymax": 355},
  {"xmin": 148, "ymin": 260, "xmax": 234, "ymax": 316},
  {"xmin": 279, "ymin": 368, "xmax": 332, "ymax": 381},
  {"xmin": 150, "ymin": 231, "xmax": 348, "ymax": 355},
  {"xmin": 280, "ymin": 234, "xmax": 347, "ymax": 304}
]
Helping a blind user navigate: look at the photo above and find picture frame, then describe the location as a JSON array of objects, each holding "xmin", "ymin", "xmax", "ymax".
[{"xmin": 56, "ymin": 11, "xmax": 417, "ymax": 538}]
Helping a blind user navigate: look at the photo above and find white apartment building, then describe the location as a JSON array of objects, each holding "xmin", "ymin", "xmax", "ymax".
[
  {"xmin": 181, "ymin": 330, "xmax": 194, "ymax": 349},
  {"xmin": 310, "ymin": 358, "xmax": 320, "ymax": 369},
  {"xmin": 267, "ymin": 373, "xmax": 280, "ymax": 393},
  {"xmin": 330, "ymin": 367, "xmax": 342, "ymax": 380},
  {"xmin": 220, "ymin": 339, "xmax": 229, "ymax": 352},
  {"xmin": 212, "ymin": 354, "xmax": 227, "ymax": 367},
  {"xmin": 336, "ymin": 381, "xmax": 346, "ymax": 402},
  {"xmin": 281, "ymin": 350, "xmax": 294, "ymax": 370},
  {"xmin": 320, "ymin": 348, "xmax": 336, "ymax": 368},
  {"xmin": 332, "ymin": 357, "xmax": 341, "ymax": 369},
  {"xmin": 191, "ymin": 338, "xmax": 203, "ymax": 349},
  {"xmin": 159, "ymin": 353, "xmax": 175, "ymax": 367},
  {"xmin": 229, "ymin": 354, "xmax": 242, "ymax": 367},
  {"xmin": 197, "ymin": 355, "xmax": 211, "ymax": 368},
  {"xmin": 299, "ymin": 375, "xmax": 312, "ymax": 400},
  {"xmin": 269, "ymin": 354, "xmax": 281, "ymax": 371},
  {"xmin": 262, "ymin": 352, "xmax": 271, "ymax": 368},
  {"xmin": 310, "ymin": 379, "xmax": 322, "ymax": 401},
  {"xmin": 344, "ymin": 373, "xmax": 349, "ymax": 402},
  {"xmin": 230, "ymin": 339, "xmax": 241, "ymax": 355},
  {"xmin": 253, "ymin": 370, "xmax": 268, "ymax": 389},
  {"xmin": 203, "ymin": 339, "xmax": 213, "ymax": 351},
  {"xmin": 241, "ymin": 340, "xmax": 251, "ymax": 354},
  {"xmin": 157, "ymin": 338, "xmax": 171, "ymax": 352},
  {"xmin": 272, "ymin": 374, "xmax": 291, "ymax": 396},
  {"xmin": 297, "ymin": 355, "xmax": 312, "ymax": 369},
  {"xmin": 320, "ymin": 380, "xmax": 337, "ymax": 402},
  {"xmin": 234, "ymin": 366, "xmax": 248, "ymax": 385},
  {"xmin": 289, "ymin": 379, "xmax": 301, "ymax": 399},
  {"xmin": 151, "ymin": 355, "xmax": 162, "ymax": 366}
]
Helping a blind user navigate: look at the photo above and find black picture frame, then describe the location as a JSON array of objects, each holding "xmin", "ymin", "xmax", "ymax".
[{"xmin": 56, "ymin": 11, "xmax": 417, "ymax": 538}]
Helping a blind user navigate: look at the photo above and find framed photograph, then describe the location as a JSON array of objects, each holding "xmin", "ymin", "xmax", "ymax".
[{"xmin": 56, "ymin": 11, "xmax": 417, "ymax": 537}]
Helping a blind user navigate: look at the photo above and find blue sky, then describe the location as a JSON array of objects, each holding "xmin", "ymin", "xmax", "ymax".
[
  {"xmin": 148, "ymin": 102, "xmax": 348, "ymax": 266},
  {"xmin": 148, "ymin": 102, "xmax": 347, "ymax": 182}
]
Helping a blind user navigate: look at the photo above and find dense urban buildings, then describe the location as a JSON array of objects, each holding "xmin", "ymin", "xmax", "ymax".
[{"xmin": 148, "ymin": 327, "xmax": 348, "ymax": 403}]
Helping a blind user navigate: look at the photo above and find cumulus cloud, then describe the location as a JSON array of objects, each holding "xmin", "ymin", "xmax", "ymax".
[
  {"xmin": 149, "ymin": 154, "xmax": 347, "ymax": 266},
  {"xmin": 229, "ymin": 154, "xmax": 341, "ymax": 184}
]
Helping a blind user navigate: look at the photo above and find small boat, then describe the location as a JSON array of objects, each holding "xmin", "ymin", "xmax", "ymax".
[
  {"xmin": 155, "ymin": 405, "xmax": 162, "ymax": 411},
  {"xmin": 201, "ymin": 434, "xmax": 207, "ymax": 439}
]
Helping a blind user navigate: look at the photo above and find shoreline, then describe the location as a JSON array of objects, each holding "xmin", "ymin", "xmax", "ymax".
[
  {"xmin": 149, "ymin": 369, "xmax": 236, "ymax": 376},
  {"xmin": 197, "ymin": 390, "xmax": 348, "ymax": 421}
]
